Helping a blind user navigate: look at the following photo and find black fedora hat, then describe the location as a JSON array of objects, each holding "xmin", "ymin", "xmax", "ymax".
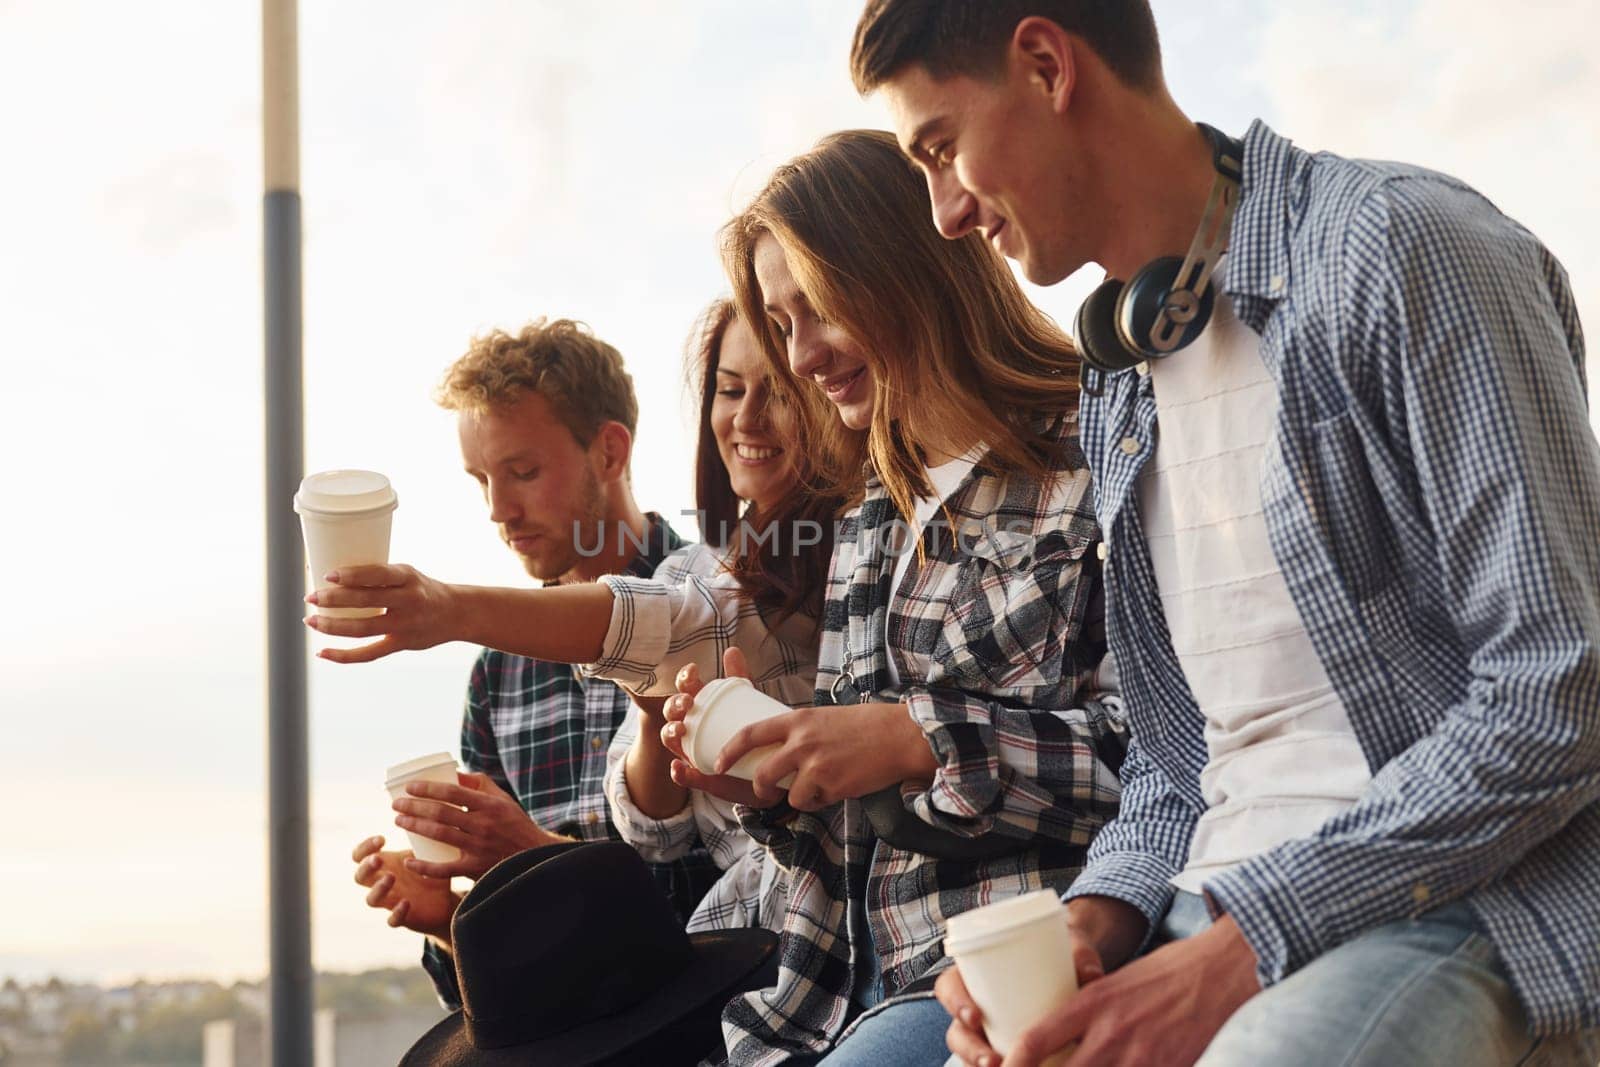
[{"xmin": 401, "ymin": 841, "xmax": 778, "ymax": 1066}]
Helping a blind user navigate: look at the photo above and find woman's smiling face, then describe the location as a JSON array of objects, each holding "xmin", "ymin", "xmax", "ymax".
[
  {"xmin": 709, "ymin": 314, "xmax": 799, "ymax": 514},
  {"xmin": 752, "ymin": 233, "xmax": 876, "ymax": 431}
]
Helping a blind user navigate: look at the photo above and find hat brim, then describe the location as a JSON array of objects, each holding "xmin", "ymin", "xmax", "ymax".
[{"xmin": 400, "ymin": 928, "xmax": 777, "ymax": 1067}]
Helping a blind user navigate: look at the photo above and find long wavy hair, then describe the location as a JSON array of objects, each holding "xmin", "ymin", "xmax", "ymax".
[
  {"xmin": 722, "ymin": 129, "xmax": 1081, "ymax": 524},
  {"xmin": 686, "ymin": 298, "xmax": 842, "ymax": 624}
]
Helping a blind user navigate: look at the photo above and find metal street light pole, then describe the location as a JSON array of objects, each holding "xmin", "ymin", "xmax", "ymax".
[{"xmin": 262, "ymin": 1, "xmax": 312, "ymax": 1063}]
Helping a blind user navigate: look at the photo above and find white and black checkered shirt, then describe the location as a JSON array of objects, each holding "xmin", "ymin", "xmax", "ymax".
[
  {"xmin": 1067, "ymin": 120, "xmax": 1600, "ymax": 1036},
  {"xmin": 592, "ymin": 543, "xmax": 818, "ymax": 935},
  {"xmin": 721, "ymin": 413, "xmax": 1127, "ymax": 1064}
]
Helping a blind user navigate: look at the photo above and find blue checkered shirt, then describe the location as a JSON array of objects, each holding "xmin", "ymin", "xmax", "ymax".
[
  {"xmin": 419, "ymin": 514, "xmax": 721, "ymax": 1007},
  {"xmin": 1064, "ymin": 120, "xmax": 1600, "ymax": 1034}
]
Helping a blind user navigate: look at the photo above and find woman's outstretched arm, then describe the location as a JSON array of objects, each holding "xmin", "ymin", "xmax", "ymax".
[{"xmin": 306, "ymin": 563, "xmax": 614, "ymax": 665}]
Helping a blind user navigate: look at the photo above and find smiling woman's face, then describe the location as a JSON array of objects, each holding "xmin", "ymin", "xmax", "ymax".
[
  {"xmin": 709, "ymin": 315, "xmax": 799, "ymax": 514},
  {"xmin": 752, "ymin": 233, "xmax": 876, "ymax": 431}
]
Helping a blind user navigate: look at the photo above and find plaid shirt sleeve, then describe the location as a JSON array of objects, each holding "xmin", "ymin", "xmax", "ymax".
[
  {"xmin": 896, "ymin": 471, "xmax": 1125, "ymax": 842},
  {"xmin": 583, "ymin": 549, "xmax": 700, "ymax": 695},
  {"xmin": 586, "ymin": 546, "xmax": 813, "ymax": 701},
  {"xmin": 899, "ymin": 685, "xmax": 1124, "ymax": 843},
  {"xmin": 1205, "ymin": 177, "xmax": 1600, "ymax": 987},
  {"xmin": 419, "ymin": 653, "xmax": 503, "ymax": 1010},
  {"xmin": 601, "ymin": 704, "xmax": 702, "ymax": 862}
]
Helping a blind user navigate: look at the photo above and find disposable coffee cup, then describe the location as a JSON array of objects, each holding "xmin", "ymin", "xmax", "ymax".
[
  {"xmin": 294, "ymin": 469, "xmax": 399, "ymax": 619},
  {"xmin": 944, "ymin": 890, "xmax": 1078, "ymax": 1058},
  {"xmin": 682, "ymin": 677, "xmax": 796, "ymax": 789},
  {"xmin": 384, "ymin": 752, "xmax": 462, "ymax": 864}
]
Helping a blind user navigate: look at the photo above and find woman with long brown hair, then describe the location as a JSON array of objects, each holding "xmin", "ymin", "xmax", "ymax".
[
  {"xmin": 319, "ymin": 299, "xmax": 844, "ymax": 935},
  {"xmin": 660, "ymin": 130, "xmax": 1125, "ymax": 1065}
]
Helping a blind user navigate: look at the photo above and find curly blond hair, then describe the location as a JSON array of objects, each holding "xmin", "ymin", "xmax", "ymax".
[{"xmin": 434, "ymin": 318, "xmax": 639, "ymax": 450}]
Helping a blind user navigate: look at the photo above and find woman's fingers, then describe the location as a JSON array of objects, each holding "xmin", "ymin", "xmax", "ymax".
[
  {"xmin": 661, "ymin": 716, "xmax": 691, "ymax": 761},
  {"xmin": 722, "ymin": 646, "xmax": 752, "ymax": 680},
  {"xmin": 316, "ymin": 638, "xmax": 400, "ymax": 665},
  {"xmin": 674, "ymin": 662, "xmax": 704, "ymax": 698},
  {"xmin": 325, "ymin": 564, "xmax": 412, "ymax": 589},
  {"xmin": 714, "ymin": 716, "xmax": 791, "ymax": 775}
]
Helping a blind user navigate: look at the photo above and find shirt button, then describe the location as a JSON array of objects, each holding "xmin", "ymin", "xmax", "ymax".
[
  {"xmin": 1269, "ymin": 274, "xmax": 1286, "ymax": 293},
  {"xmin": 1120, "ymin": 436, "xmax": 1141, "ymax": 456},
  {"xmin": 586, "ymin": 812, "xmax": 600, "ymax": 826},
  {"xmin": 1096, "ymin": 543, "xmax": 1109, "ymax": 562},
  {"xmin": 1411, "ymin": 883, "xmax": 1431, "ymax": 906},
  {"xmin": 590, "ymin": 736, "xmax": 604, "ymax": 751},
  {"xmin": 1135, "ymin": 361, "xmax": 1150, "ymax": 377}
]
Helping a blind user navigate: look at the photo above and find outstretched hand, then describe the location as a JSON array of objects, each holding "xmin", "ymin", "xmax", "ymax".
[
  {"xmin": 305, "ymin": 563, "xmax": 463, "ymax": 664},
  {"xmin": 392, "ymin": 771, "xmax": 572, "ymax": 880}
]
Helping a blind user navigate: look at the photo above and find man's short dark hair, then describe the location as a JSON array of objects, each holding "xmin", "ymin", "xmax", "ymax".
[{"xmin": 851, "ymin": 0, "xmax": 1162, "ymax": 94}]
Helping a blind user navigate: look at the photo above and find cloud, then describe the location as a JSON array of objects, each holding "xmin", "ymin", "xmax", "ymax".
[{"xmin": 1252, "ymin": 0, "xmax": 1599, "ymax": 405}]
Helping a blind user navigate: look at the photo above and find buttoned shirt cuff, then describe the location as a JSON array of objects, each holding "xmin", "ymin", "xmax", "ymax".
[
  {"xmin": 582, "ymin": 575, "xmax": 675, "ymax": 694},
  {"xmin": 604, "ymin": 759, "xmax": 699, "ymax": 862},
  {"xmin": 1202, "ymin": 852, "xmax": 1323, "ymax": 988},
  {"xmin": 899, "ymin": 686, "xmax": 1002, "ymax": 835},
  {"xmin": 420, "ymin": 940, "xmax": 462, "ymax": 1012},
  {"xmin": 1063, "ymin": 853, "xmax": 1180, "ymax": 955}
]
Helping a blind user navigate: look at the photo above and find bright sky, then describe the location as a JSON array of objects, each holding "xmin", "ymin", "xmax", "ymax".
[{"xmin": 1, "ymin": 0, "xmax": 1595, "ymax": 985}]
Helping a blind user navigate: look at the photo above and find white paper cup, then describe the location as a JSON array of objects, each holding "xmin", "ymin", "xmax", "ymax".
[
  {"xmin": 944, "ymin": 890, "xmax": 1078, "ymax": 1058},
  {"xmin": 384, "ymin": 752, "xmax": 462, "ymax": 864},
  {"xmin": 294, "ymin": 469, "xmax": 399, "ymax": 619},
  {"xmin": 682, "ymin": 677, "xmax": 796, "ymax": 789}
]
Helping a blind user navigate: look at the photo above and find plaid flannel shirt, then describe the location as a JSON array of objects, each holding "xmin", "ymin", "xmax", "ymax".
[
  {"xmin": 1065, "ymin": 120, "xmax": 1600, "ymax": 1035},
  {"xmin": 720, "ymin": 413, "xmax": 1128, "ymax": 1065},
  {"xmin": 592, "ymin": 542, "xmax": 819, "ymax": 933},
  {"xmin": 420, "ymin": 514, "xmax": 721, "ymax": 1007}
]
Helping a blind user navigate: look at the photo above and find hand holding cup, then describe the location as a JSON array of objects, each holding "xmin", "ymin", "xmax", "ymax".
[
  {"xmin": 295, "ymin": 469, "xmax": 398, "ymax": 619},
  {"xmin": 663, "ymin": 651, "xmax": 775, "ymax": 809},
  {"xmin": 306, "ymin": 563, "xmax": 465, "ymax": 664},
  {"xmin": 939, "ymin": 891, "xmax": 1085, "ymax": 1066}
]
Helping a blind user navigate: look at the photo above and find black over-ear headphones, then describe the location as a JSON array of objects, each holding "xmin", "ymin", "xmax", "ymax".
[{"xmin": 1074, "ymin": 124, "xmax": 1244, "ymax": 376}]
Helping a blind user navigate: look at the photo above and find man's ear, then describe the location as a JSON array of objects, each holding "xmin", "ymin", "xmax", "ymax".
[
  {"xmin": 1013, "ymin": 16, "xmax": 1076, "ymax": 114},
  {"xmin": 592, "ymin": 420, "xmax": 633, "ymax": 483}
]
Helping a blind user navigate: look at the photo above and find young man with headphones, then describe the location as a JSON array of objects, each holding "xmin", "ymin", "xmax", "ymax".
[{"xmin": 855, "ymin": 2, "xmax": 1600, "ymax": 1065}]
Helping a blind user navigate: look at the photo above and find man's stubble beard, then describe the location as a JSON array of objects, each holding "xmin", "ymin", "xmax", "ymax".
[{"xmin": 522, "ymin": 466, "xmax": 609, "ymax": 583}]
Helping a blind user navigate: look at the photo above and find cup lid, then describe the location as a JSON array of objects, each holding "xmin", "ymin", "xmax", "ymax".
[
  {"xmin": 295, "ymin": 469, "xmax": 398, "ymax": 516},
  {"xmin": 385, "ymin": 751, "xmax": 458, "ymax": 785},
  {"xmin": 944, "ymin": 889, "xmax": 1066, "ymax": 954}
]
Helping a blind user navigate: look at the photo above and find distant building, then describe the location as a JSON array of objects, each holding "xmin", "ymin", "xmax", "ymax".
[
  {"xmin": 204, "ymin": 1008, "xmax": 444, "ymax": 1067},
  {"xmin": 0, "ymin": 978, "xmax": 24, "ymax": 1013}
]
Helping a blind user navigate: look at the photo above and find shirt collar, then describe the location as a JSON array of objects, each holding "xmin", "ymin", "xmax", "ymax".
[
  {"xmin": 1221, "ymin": 119, "xmax": 1309, "ymax": 306},
  {"xmin": 625, "ymin": 511, "xmax": 683, "ymax": 578}
]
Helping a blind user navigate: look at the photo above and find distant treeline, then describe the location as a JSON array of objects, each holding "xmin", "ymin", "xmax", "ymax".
[{"xmin": 1, "ymin": 968, "xmax": 438, "ymax": 1067}]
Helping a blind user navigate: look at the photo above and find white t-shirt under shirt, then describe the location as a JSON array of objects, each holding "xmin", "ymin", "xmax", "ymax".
[
  {"xmin": 1137, "ymin": 269, "xmax": 1373, "ymax": 895},
  {"xmin": 885, "ymin": 448, "xmax": 984, "ymax": 689}
]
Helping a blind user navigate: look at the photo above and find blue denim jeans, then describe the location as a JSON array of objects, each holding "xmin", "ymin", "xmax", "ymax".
[
  {"xmin": 922, "ymin": 891, "xmax": 1598, "ymax": 1067},
  {"xmin": 819, "ymin": 994, "xmax": 953, "ymax": 1067},
  {"xmin": 838, "ymin": 891, "xmax": 1600, "ymax": 1066},
  {"xmin": 818, "ymin": 900, "xmax": 955, "ymax": 1066},
  {"xmin": 1179, "ymin": 891, "xmax": 1599, "ymax": 1067}
]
